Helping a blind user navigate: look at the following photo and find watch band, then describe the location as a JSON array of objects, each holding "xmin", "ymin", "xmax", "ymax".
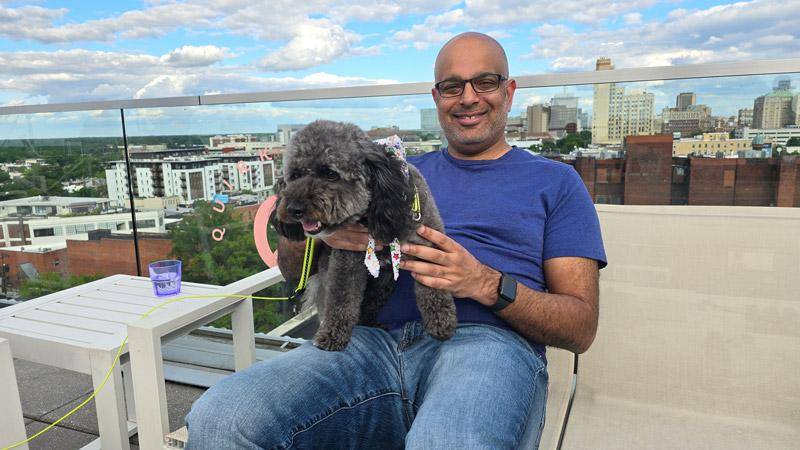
[{"xmin": 491, "ymin": 272, "xmax": 517, "ymax": 312}]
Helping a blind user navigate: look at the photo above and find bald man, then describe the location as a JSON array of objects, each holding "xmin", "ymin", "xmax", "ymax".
[{"xmin": 186, "ymin": 33, "xmax": 606, "ymax": 449}]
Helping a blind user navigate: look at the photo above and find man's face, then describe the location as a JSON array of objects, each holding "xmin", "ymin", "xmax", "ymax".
[{"xmin": 432, "ymin": 40, "xmax": 516, "ymax": 156}]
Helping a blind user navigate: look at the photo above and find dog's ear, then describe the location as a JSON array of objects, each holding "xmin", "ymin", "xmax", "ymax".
[
  {"xmin": 270, "ymin": 177, "xmax": 306, "ymax": 241},
  {"xmin": 364, "ymin": 146, "xmax": 412, "ymax": 242}
]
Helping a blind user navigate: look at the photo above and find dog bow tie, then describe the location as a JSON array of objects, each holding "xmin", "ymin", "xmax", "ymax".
[{"xmin": 365, "ymin": 237, "xmax": 401, "ymax": 280}]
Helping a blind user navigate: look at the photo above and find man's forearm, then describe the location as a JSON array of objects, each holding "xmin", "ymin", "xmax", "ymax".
[
  {"xmin": 474, "ymin": 267, "xmax": 598, "ymax": 354},
  {"xmin": 492, "ymin": 281, "xmax": 598, "ymax": 354},
  {"xmin": 276, "ymin": 237, "xmax": 309, "ymax": 284}
]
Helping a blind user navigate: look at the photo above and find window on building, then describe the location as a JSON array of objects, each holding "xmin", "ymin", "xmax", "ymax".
[
  {"xmin": 723, "ymin": 170, "xmax": 735, "ymax": 188},
  {"xmin": 33, "ymin": 228, "xmax": 55, "ymax": 237},
  {"xmin": 136, "ymin": 219, "xmax": 156, "ymax": 228}
]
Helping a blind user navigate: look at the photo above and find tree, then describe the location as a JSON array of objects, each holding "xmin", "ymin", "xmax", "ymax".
[
  {"xmin": 786, "ymin": 137, "xmax": 800, "ymax": 147},
  {"xmin": 168, "ymin": 201, "xmax": 291, "ymax": 332},
  {"xmin": 20, "ymin": 273, "xmax": 103, "ymax": 299}
]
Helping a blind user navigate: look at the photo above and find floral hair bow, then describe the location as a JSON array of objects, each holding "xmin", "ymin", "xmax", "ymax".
[{"xmin": 374, "ymin": 135, "xmax": 408, "ymax": 179}]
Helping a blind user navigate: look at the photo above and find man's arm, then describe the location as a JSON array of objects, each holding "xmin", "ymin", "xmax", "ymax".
[
  {"xmin": 399, "ymin": 225, "xmax": 599, "ymax": 354},
  {"xmin": 276, "ymin": 237, "xmax": 307, "ymax": 284},
  {"xmin": 276, "ymin": 224, "xmax": 382, "ymax": 283},
  {"xmin": 493, "ymin": 257, "xmax": 599, "ymax": 354}
]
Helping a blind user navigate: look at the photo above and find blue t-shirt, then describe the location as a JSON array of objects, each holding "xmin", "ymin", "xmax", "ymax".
[{"xmin": 376, "ymin": 147, "xmax": 607, "ymax": 335}]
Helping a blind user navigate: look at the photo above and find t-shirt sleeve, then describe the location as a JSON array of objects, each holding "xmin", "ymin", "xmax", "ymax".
[{"xmin": 543, "ymin": 166, "xmax": 608, "ymax": 269}]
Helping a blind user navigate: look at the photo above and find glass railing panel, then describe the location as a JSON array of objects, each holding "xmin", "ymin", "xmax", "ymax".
[
  {"xmin": 120, "ymin": 94, "xmax": 436, "ymax": 332},
  {"xmin": 513, "ymin": 71, "xmax": 800, "ymax": 206},
  {"xmin": 0, "ymin": 110, "xmax": 128, "ymax": 301}
]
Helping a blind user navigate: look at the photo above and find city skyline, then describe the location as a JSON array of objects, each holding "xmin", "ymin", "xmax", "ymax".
[{"xmin": 2, "ymin": 71, "xmax": 798, "ymax": 139}]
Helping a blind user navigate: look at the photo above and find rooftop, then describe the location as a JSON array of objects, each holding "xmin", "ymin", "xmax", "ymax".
[
  {"xmin": 0, "ymin": 196, "xmax": 110, "ymax": 207},
  {"xmin": 1, "ymin": 58, "xmax": 799, "ymax": 450}
]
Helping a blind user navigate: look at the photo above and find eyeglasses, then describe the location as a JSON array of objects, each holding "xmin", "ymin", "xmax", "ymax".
[{"xmin": 434, "ymin": 73, "xmax": 507, "ymax": 98}]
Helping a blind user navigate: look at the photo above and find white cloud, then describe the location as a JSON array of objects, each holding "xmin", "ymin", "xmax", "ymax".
[
  {"xmin": 624, "ymin": 12, "xmax": 642, "ymax": 24},
  {"xmin": 160, "ymin": 45, "xmax": 231, "ymax": 67},
  {"xmin": 525, "ymin": 0, "xmax": 800, "ymax": 70},
  {"xmin": 259, "ymin": 21, "xmax": 360, "ymax": 71},
  {"xmin": 0, "ymin": 48, "xmax": 398, "ymax": 104}
]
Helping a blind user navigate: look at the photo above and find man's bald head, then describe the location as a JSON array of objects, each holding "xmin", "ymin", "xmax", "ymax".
[{"xmin": 434, "ymin": 32, "xmax": 509, "ymax": 82}]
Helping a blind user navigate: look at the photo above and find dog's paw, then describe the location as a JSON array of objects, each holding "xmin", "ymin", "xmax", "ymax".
[
  {"xmin": 313, "ymin": 332, "xmax": 350, "ymax": 351},
  {"xmin": 423, "ymin": 309, "xmax": 457, "ymax": 341}
]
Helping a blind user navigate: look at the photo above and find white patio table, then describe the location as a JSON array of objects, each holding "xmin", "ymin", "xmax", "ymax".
[{"xmin": 0, "ymin": 273, "xmax": 258, "ymax": 450}]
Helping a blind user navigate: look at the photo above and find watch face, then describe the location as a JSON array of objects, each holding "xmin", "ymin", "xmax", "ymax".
[{"xmin": 500, "ymin": 274, "xmax": 517, "ymax": 301}]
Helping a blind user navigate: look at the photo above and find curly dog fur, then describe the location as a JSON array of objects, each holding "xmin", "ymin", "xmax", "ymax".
[{"xmin": 272, "ymin": 120, "xmax": 457, "ymax": 351}]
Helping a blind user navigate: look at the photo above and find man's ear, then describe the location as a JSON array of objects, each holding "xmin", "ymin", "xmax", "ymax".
[
  {"xmin": 364, "ymin": 147, "xmax": 412, "ymax": 243},
  {"xmin": 505, "ymin": 78, "xmax": 516, "ymax": 112}
]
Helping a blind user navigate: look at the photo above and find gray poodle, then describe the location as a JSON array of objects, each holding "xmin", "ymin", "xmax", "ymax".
[{"xmin": 271, "ymin": 120, "xmax": 457, "ymax": 351}]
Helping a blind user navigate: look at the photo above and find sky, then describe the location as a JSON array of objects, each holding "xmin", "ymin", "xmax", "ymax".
[{"xmin": 0, "ymin": 0, "xmax": 798, "ymax": 138}]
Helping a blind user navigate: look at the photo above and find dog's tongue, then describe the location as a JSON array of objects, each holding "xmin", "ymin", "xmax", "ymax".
[{"xmin": 301, "ymin": 221, "xmax": 321, "ymax": 232}]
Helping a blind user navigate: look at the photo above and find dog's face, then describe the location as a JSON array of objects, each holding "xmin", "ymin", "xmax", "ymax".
[{"xmin": 273, "ymin": 120, "xmax": 411, "ymax": 242}]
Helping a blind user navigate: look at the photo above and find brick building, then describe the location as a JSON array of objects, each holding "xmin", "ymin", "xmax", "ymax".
[
  {"xmin": 67, "ymin": 230, "xmax": 173, "ymax": 277},
  {"xmin": 777, "ymin": 157, "xmax": 800, "ymax": 207},
  {"xmin": 565, "ymin": 135, "xmax": 800, "ymax": 207},
  {"xmin": 0, "ymin": 246, "xmax": 67, "ymax": 293},
  {"xmin": 624, "ymin": 135, "xmax": 674, "ymax": 205}
]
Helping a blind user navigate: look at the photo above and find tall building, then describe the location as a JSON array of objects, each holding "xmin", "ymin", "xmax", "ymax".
[
  {"xmin": 753, "ymin": 84, "xmax": 796, "ymax": 129},
  {"xmin": 661, "ymin": 104, "xmax": 712, "ymax": 135},
  {"xmin": 753, "ymin": 93, "xmax": 794, "ymax": 128},
  {"xmin": 676, "ymin": 93, "xmax": 696, "ymax": 110},
  {"xmin": 608, "ymin": 89, "xmax": 655, "ymax": 142},
  {"xmin": 592, "ymin": 58, "xmax": 615, "ymax": 144},
  {"xmin": 106, "ymin": 153, "xmax": 275, "ymax": 207},
  {"xmin": 420, "ymin": 108, "xmax": 440, "ymax": 131},
  {"xmin": 776, "ymin": 79, "xmax": 792, "ymax": 91},
  {"xmin": 525, "ymin": 104, "xmax": 550, "ymax": 136},
  {"xmin": 209, "ymin": 134, "xmax": 279, "ymax": 152},
  {"xmin": 792, "ymin": 95, "xmax": 800, "ymax": 125},
  {"xmin": 549, "ymin": 94, "xmax": 580, "ymax": 134},
  {"xmin": 738, "ymin": 108, "xmax": 754, "ymax": 127},
  {"xmin": 278, "ymin": 124, "xmax": 305, "ymax": 144}
]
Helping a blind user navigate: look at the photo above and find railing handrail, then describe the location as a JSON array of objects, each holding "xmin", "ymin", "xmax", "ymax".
[{"xmin": 2, "ymin": 58, "xmax": 799, "ymax": 116}]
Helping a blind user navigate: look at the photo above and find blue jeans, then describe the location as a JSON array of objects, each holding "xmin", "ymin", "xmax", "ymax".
[{"xmin": 186, "ymin": 321, "xmax": 548, "ymax": 449}]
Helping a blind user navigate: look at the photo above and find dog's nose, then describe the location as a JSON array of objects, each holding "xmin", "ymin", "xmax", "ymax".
[{"xmin": 287, "ymin": 203, "xmax": 305, "ymax": 219}]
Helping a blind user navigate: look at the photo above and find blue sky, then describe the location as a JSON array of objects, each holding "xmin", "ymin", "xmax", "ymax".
[{"xmin": 0, "ymin": 0, "xmax": 797, "ymax": 138}]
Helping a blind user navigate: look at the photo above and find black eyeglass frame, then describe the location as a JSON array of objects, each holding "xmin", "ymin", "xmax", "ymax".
[{"xmin": 434, "ymin": 73, "xmax": 508, "ymax": 98}]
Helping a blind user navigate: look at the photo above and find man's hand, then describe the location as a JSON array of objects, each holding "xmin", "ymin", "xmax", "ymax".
[
  {"xmin": 399, "ymin": 225, "xmax": 500, "ymax": 305},
  {"xmin": 321, "ymin": 224, "xmax": 383, "ymax": 252}
]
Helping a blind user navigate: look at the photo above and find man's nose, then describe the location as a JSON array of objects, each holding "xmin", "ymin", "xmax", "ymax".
[
  {"xmin": 459, "ymin": 81, "xmax": 480, "ymax": 105},
  {"xmin": 287, "ymin": 203, "xmax": 304, "ymax": 219}
]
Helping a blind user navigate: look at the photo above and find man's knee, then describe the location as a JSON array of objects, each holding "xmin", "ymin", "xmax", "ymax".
[{"xmin": 405, "ymin": 424, "xmax": 516, "ymax": 450}]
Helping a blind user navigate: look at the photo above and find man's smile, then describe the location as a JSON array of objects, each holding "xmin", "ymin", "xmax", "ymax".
[{"xmin": 453, "ymin": 110, "xmax": 487, "ymax": 126}]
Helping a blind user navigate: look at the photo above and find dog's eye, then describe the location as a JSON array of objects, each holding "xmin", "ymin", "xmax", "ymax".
[
  {"xmin": 287, "ymin": 170, "xmax": 303, "ymax": 181},
  {"xmin": 323, "ymin": 169, "xmax": 340, "ymax": 181}
]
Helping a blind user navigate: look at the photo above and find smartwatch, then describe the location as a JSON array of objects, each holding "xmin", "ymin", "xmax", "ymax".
[{"xmin": 491, "ymin": 272, "xmax": 517, "ymax": 312}]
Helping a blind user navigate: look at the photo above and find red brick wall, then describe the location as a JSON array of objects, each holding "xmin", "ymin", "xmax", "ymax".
[
  {"xmin": 624, "ymin": 135, "xmax": 673, "ymax": 205},
  {"xmin": 0, "ymin": 248, "xmax": 68, "ymax": 290},
  {"xmin": 689, "ymin": 158, "xmax": 737, "ymax": 205},
  {"xmin": 777, "ymin": 157, "xmax": 800, "ymax": 207},
  {"xmin": 594, "ymin": 159, "xmax": 625, "ymax": 204},
  {"xmin": 733, "ymin": 159, "xmax": 778, "ymax": 206},
  {"xmin": 67, "ymin": 237, "xmax": 173, "ymax": 277},
  {"xmin": 573, "ymin": 157, "xmax": 596, "ymax": 199}
]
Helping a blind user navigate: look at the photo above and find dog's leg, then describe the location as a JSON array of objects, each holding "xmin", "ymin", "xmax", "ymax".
[
  {"xmin": 406, "ymin": 235, "xmax": 457, "ymax": 341},
  {"xmin": 313, "ymin": 249, "xmax": 369, "ymax": 351},
  {"xmin": 414, "ymin": 282, "xmax": 457, "ymax": 341},
  {"xmin": 359, "ymin": 269, "xmax": 394, "ymax": 328}
]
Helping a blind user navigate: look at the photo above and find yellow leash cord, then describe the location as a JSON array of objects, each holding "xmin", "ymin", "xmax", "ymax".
[{"xmin": 3, "ymin": 237, "xmax": 316, "ymax": 450}]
